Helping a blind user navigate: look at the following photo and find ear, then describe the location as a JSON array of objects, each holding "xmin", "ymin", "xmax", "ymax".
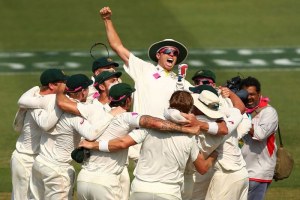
[
  {"xmin": 48, "ymin": 83, "xmax": 56, "ymax": 90},
  {"xmin": 99, "ymin": 84, "xmax": 105, "ymax": 92},
  {"xmin": 156, "ymin": 52, "xmax": 161, "ymax": 60}
]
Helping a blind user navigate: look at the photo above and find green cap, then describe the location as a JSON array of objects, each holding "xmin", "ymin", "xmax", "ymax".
[
  {"xmin": 191, "ymin": 69, "xmax": 216, "ymax": 83},
  {"xmin": 40, "ymin": 68, "xmax": 68, "ymax": 86},
  {"xmin": 92, "ymin": 57, "xmax": 119, "ymax": 73},
  {"xmin": 94, "ymin": 71, "xmax": 122, "ymax": 85},
  {"xmin": 65, "ymin": 74, "xmax": 93, "ymax": 93},
  {"xmin": 189, "ymin": 84, "xmax": 218, "ymax": 96},
  {"xmin": 109, "ymin": 83, "xmax": 136, "ymax": 103}
]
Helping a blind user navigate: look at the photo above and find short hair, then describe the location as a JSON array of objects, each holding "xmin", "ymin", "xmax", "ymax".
[
  {"xmin": 240, "ymin": 76, "xmax": 261, "ymax": 92},
  {"xmin": 169, "ymin": 91, "xmax": 194, "ymax": 113}
]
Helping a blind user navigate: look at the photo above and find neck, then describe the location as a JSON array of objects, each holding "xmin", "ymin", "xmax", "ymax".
[{"xmin": 98, "ymin": 94, "xmax": 110, "ymax": 105}]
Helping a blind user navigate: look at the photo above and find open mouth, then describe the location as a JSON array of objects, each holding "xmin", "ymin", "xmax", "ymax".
[{"xmin": 167, "ymin": 58, "xmax": 173, "ymax": 64}]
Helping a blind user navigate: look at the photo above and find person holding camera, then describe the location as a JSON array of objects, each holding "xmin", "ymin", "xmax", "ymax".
[{"xmin": 240, "ymin": 76, "xmax": 278, "ymax": 200}]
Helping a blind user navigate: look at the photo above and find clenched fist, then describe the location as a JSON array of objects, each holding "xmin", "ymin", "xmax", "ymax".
[{"xmin": 100, "ymin": 6, "xmax": 112, "ymax": 20}]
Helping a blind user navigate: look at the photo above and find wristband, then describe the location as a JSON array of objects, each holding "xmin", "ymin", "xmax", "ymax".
[
  {"xmin": 99, "ymin": 140, "xmax": 110, "ymax": 152},
  {"xmin": 207, "ymin": 122, "xmax": 218, "ymax": 135}
]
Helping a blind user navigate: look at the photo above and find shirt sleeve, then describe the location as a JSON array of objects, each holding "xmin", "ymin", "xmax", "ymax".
[
  {"xmin": 122, "ymin": 112, "xmax": 141, "ymax": 129},
  {"xmin": 236, "ymin": 113, "xmax": 252, "ymax": 139},
  {"xmin": 77, "ymin": 102, "xmax": 94, "ymax": 120},
  {"xmin": 31, "ymin": 102, "xmax": 63, "ymax": 131},
  {"xmin": 222, "ymin": 107, "xmax": 243, "ymax": 134},
  {"xmin": 123, "ymin": 53, "xmax": 154, "ymax": 82},
  {"xmin": 18, "ymin": 86, "xmax": 48, "ymax": 109},
  {"xmin": 129, "ymin": 129, "xmax": 148, "ymax": 144},
  {"xmin": 70, "ymin": 113, "xmax": 114, "ymax": 141},
  {"xmin": 252, "ymin": 106, "xmax": 278, "ymax": 140},
  {"xmin": 12, "ymin": 108, "xmax": 26, "ymax": 132},
  {"xmin": 190, "ymin": 137, "xmax": 200, "ymax": 162}
]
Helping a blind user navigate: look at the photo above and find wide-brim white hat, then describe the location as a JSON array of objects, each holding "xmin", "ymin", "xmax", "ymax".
[
  {"xmin": 191, "ymin": 86, "xmax": 224, "ymax": 119},
  {"xmin": 148, "ymin": 39, "xmax": 188, "ymax": 64}
]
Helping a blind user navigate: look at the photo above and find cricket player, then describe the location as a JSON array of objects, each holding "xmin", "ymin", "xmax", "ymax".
[
  {"xmin": 56, "ymin": 72, "xmax": 131, "ymax": 199},
  {"xmin": 79, "ymin": 89, "xmax": 234, "ymax": 200},
  {"xmin": 184, "ymin": 85, "xmax": 249, "ymax": 200},
  {"xmin": 11, "ymin": 68, "xmax": 67, "ymax": 200},
  {"xmin": 87, "ymin": 56, "xmax": 120, "ymax": 102},
  {"xmin": 26, "ymin": 73, "xmax": 120, "ymax": 200},
  {"xmin": 99, "ymin": 6, "xmax": 195, "ymax": 169},
  {"xmin": 76, "ymin": 83, "xmax": 201, "ymax": 200}
]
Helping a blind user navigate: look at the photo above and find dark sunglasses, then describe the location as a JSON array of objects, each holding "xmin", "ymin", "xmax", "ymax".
[
  {"xmin": 194, "ymin": 78, "xmax": 214, "ymax": 86},
  {"xmin": 159, "ymin": 48, "xmax": 179, "ymax": 57}
]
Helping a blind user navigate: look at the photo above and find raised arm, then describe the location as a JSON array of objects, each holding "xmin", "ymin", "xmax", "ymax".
[
  {"xmin": 219, "ymin": 86, "xmax": 246, "ymax": 114},
  {"xmin": 100, "ymin": 7, "xmax": 130, "ymax": 66}
]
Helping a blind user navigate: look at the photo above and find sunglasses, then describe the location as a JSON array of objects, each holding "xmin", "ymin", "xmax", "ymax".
[
  {"xmin": 158, "ymin": 48, "xmax": 179, "ymax": 57},
  {"xmin": 194, "ymin": 78, "xmax": 214, "ymax": 86}
]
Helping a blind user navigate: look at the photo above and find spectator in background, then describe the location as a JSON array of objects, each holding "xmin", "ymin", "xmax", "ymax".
[{"xmin": 240, "ymin": 76, "xmax": 278, "ymax": 200}]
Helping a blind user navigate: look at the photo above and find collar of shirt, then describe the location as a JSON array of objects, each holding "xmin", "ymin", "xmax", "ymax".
[{"xmin": 156, "ymin": 64, "xmax": 177, "ymax": 79}]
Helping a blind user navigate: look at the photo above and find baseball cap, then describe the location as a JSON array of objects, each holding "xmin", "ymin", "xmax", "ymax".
[
  {"xmin": 189, "ymin": 85, "xmax": 223, "ymax": 119},
  {"xmin": 192, "ymin": 69, "xmax": 216, "ymax": 83},
  {"xmin": 40, "ymin": 68, "xmax": 68, "ymax": 86},
  {"xmin": 148, "ymin": 39, "xmax": 188, "ymax": 64},
  {"xmin": 92, "ymin": 57, "xmax": 119, "ymax": 73},
  {"xmin": 109, "ymin": 83, "xmax": 136, "ymax": 103},
  {"xmin": 65, "ymin": 74, "xmax": 93, "ymax": 93},
  {"xmin": 94, "ymin": 71, "xmax": 122, "ymax": 86}
]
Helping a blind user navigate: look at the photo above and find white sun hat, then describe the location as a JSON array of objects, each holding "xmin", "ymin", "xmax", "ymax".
[{"xmin": 190, "ymin": 85, "xmax": 224, "ymax": 119}]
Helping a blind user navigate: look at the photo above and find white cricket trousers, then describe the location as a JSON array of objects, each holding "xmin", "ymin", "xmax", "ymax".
[
  {"xmin": 77, "ymin": 168, "xmax": 122, "ymax": 200},
  {"xmin": 10, "ymin": 150, "xmax": 36, "ymax": 200},
  {"xmin": 205, "ymin": 163, "xmax": 249, "ymax": 200},
  {"xmin": 191, "ymin": 168, "xmax": 215, "ymax": 200},
  {"xmin": 120, "ymin": 166, "xmax": 130, "ymax": 200},
  {"xmin": 29, "ymin": 155, "xmax": 75, "ymax": 200},
  {"xmin": 130, "ymin": 178, "xmax": 181, "ymax": 200},
  {"xmin": 181, "ymin": 172, "xmax": 194, "ymax": 200}
]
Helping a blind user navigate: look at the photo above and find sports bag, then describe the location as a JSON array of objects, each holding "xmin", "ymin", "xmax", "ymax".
[{"xmin": 273, "ymin": 125, "xmax": 294, "ymax": 181}]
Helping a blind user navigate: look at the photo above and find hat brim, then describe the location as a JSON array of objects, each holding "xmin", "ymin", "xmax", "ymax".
[
  {"xmin": 104, "ymin": 71, "xmax": 122, "ymax": 83},
  {"xmin": 192, "ymin": 94, "xmax": 224, "ymax": 119},
  {"xmin": 148, "ymin": 39, "xmax": 188, "ymax": 64}
]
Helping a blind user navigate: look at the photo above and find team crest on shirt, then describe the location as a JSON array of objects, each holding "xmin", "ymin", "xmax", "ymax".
[{"xmin": 153, "ymin": 72, "xmax": 161, "ymax": 79}]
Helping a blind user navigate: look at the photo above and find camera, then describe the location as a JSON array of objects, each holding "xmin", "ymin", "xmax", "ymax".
[{"xmin": 224, "ymin": 76, "xmax": 248, "ymax": 103}]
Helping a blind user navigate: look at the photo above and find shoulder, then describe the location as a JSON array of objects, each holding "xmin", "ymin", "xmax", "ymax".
[{"xmin": 261, "ymin": 105, "xmax": 278, "ymax": 114}]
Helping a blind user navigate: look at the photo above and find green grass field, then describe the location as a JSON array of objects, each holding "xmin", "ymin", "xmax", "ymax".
[{"xmin": 1, "ymin": 0, "xmax": 299, "ymax": 199}]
